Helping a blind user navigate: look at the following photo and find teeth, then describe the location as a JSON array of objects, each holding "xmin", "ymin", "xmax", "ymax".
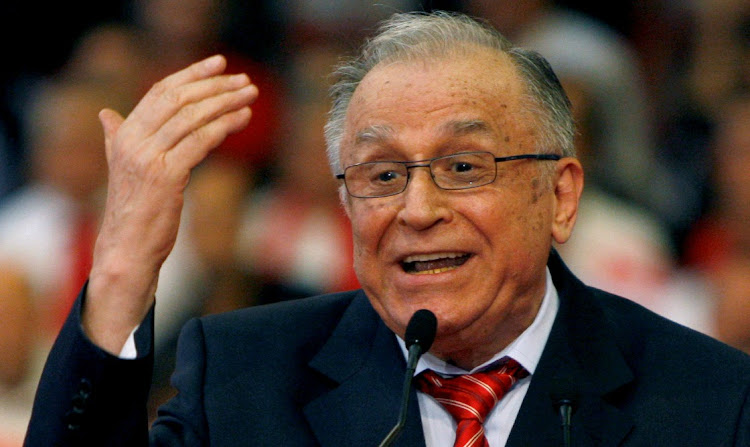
[
  {"xmin": 402, "ymin": 252, "xmax": 466, "ymax": 263},
  {"xmin": 401, "ymin": 252, "xmax": 471, "ymax": 275},
  {"xmin": 412, "ymin": 266, "xmax": 456, "ymax": 275}
]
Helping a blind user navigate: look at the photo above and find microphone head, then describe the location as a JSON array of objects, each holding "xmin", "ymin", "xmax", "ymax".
[
  {"xmin": 550, "ymin": 376, "xmax": 579, "ymax": 409},
  {"xmin": 404, "ymin": 309, "xmax": 437, "ymax": 353}
]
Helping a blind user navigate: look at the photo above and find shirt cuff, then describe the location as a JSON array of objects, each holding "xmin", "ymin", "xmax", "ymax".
[{"xmin": 118, "ymin": 325, "xmax": 140, "ymax": 359}]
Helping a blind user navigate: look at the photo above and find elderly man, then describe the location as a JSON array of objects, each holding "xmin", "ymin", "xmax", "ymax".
[{"xmin": 25, "ymin": 11, "xmax": 750, "ymax": 447}]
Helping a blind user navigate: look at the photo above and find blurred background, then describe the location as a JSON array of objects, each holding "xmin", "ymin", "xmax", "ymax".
[{"xmin": 1, "ymin": 0, "xmax": 750, "ymax": 443}]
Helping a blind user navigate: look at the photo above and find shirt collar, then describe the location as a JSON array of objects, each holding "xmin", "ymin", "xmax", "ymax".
[{"xmin": 397, "ymin": 267, "xmax": 559, "ymax": 377}]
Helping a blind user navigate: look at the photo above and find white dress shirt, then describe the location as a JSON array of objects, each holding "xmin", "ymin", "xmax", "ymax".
[{"xmin": 397, "ymin": 267, "xmax": 559, "ymax": 446}]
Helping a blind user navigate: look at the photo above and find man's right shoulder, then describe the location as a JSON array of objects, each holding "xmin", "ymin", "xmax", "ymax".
[
  {"xmin": 175, "ymin": 290, "xmax": 372, "ymax": 390},
  {"xmin": 196, "ymin": 289, "xmax": 366, "ymax": 346}
]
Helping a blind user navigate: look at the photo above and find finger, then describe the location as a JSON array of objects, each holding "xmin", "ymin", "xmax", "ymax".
[
  {"xmin": 165, "ymin": 54, "xmax": 227, "ymax": 85},
  {"xmin": 98, "ymin": 108, "xmax": 125, "ymax": 160},
  {"xmin": 133, "ymin": 54, "xmax": 228, "ymax": 115},
  {"xmin": 125, "ymin": 55, "xmax": 230, "ymax": 130},
  {"xmin": 165, "ymin": 106, "xmax": 253, "ymax": 169},
  {"xmin": 148, "ymin": 83, "xmax": 257, "ymax": 160},
  {"xmin": 125, "ymin": 73, "xmax": 252, "ymax": 142}
]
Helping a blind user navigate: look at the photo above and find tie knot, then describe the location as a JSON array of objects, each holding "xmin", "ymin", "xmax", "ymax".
[{"xmin": 415, "ymin": 358, "xmax": 528, "ymax": 424}]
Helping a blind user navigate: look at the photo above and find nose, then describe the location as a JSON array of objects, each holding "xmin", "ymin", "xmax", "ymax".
[{"xmin": 396, "ymin": 167, "xmax": 453, "ymax": 230}]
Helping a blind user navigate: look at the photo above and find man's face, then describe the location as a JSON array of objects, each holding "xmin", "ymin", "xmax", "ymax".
[{"xmin": 340, "ymin": 48, "xmax": 571, "ymax": 364}]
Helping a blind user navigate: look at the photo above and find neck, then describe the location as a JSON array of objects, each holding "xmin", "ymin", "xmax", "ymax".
[{"xmin": 433, "ymin": 288, "xmax": 545, "ymax": 371}]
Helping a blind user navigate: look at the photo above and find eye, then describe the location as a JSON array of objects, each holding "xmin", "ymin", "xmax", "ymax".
[
  {"xmin": 361, "ymin": 163, "xmax": 404, "ymax": 184},
  {"xmin": 377, "ymin": 170, "xmax": 400, "ymax": 182},
  {"xmin": 452, "ymin": 161, "xmax": 475, "ymax": 173}
]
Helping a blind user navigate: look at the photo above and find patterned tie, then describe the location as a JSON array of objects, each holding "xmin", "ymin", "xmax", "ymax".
[{"xmin": 415, "ymin": 358, "xmax": 529, "ymax": 447}]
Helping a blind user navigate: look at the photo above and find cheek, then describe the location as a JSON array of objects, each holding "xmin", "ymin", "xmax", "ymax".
[
  {"xmin": 348, "ymin": 201, "xmax": 393, "ymax": 257},
  {"xmin": 469, "ymin": 185, "xmax": 551, "ymax": 251}
]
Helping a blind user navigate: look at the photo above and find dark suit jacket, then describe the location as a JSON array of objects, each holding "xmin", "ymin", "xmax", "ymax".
[{"xmin": 25, "ymin": 251, "xmax": 750, "ymax": 446}]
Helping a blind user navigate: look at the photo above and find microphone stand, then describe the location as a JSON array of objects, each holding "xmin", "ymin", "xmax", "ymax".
[
  {"xmin": 557, "ymin": 397, "xmax": 573, "ymax": 447},
  {"xmin": 551, "ymin": 377, "xmax": 577, "ymax": 447},
  {"xmin": 378, "ymin": 343, "xmax": 421, "ymax": 447},
  {"xmin": 378, "ymin": 309, "xmax": 436, "ymax": 447}
]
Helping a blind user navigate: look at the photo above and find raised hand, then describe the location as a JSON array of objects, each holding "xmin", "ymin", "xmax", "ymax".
[{"xmin": 84, "ymin": 55, "xmax": 258, "ymax": 353}]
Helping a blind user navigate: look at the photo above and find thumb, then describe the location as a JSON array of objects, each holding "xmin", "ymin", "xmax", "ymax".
[{"xmin": 98, "ymin": 108, "xmax": 124, "ymax": 159}]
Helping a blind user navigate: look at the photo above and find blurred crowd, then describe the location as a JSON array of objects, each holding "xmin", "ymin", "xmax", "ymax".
[{"xmin": 1, "ymin": 0, "xmax": 750, "ymax": 443}]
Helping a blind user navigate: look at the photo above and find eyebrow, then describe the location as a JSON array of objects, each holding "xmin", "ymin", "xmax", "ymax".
[
  {"xmin": 354, "ymin": 119, "xmax": 492, "ymax": 145},
  {"xmin": 441, "ymin": 119, "xmax": 493, "ymax": 137},
  {"xmin": 355, "ymin": 124, "xmax": 395, "ymax": 145}
]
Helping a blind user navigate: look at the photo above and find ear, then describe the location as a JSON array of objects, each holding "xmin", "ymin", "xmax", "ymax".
[{"xmin": 551, "ymin": 158, "xmax": 584, "ymax": 244}]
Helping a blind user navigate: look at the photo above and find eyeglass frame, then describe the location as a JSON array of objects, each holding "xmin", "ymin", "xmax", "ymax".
[{"xmin": 335, "ymin": 151, "xmax": 562, "ymax": 198}]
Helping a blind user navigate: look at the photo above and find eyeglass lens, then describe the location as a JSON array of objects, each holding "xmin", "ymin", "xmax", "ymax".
[{"xmin": 344, "ymin": 152, "xmax": 498, "ymax": 198}]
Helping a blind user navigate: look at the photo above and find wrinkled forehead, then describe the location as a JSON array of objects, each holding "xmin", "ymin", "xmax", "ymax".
[
  {"xmin": 357, "ymin": 43, "xmax": 517, "ymax": 93},
  {"xmin": 352, "ymin": 45, "xmax": 522, "ymax": 111},
  {"xmin": 340, "ymin": 49, "xmax": 532, "ymax": 161}
]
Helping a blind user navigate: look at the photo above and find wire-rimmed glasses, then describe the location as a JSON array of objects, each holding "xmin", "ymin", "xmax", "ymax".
[{"xmin": 335, "ymin": 151, "xmax": 561, "ymax": 198}]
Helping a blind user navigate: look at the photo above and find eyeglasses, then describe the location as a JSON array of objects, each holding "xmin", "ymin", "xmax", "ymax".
[{"xmin": 335, "ymin": 151, "xmax": 561, "ymax": 198}]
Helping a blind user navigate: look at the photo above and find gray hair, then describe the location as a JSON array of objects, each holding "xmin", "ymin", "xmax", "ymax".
[{"xmin": 324, "ymin": 10, "xmax": 575, "ymax": 175}]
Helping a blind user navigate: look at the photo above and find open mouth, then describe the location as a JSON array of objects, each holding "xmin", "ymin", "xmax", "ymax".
[{"xmin": 401, "ymin": 252, "xmax": 472, "ymax": 275}]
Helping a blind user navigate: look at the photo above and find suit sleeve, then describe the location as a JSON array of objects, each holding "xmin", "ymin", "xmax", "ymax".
[{"xmin": 24, "ymin": 285, "xmax": 154, "ymax": 447}]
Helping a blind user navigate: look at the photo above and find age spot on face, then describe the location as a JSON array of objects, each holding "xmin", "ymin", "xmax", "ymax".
[{"xmin": 529, "ymin": 177, "xmax": 545, "ymax": 204}]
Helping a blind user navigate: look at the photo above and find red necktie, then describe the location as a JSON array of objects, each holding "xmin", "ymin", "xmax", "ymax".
[{"xmin": 415, "ymin": 358, "xmax": 529, "ymax": 447}]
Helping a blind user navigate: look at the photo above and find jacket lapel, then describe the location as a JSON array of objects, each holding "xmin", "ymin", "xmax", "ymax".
[
  {"xmin": 507, "ymin": 250, "xmax": 635, "ymax": 447},
  {"xmin": 302, "ymin": 251, "xmax": 635, "ymax": 446},
  {"xmin": 303, "ymin": 292, "xmax": 426, "ymax": 447}
]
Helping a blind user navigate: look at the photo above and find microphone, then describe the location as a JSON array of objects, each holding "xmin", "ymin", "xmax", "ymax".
[
  {"xmin": 551, "ymin": 378, "xmax": 578, "ymax": 447},
  {"xmin": 378, "ymin": 309, "xmax": 437, "ymax": 447}
]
